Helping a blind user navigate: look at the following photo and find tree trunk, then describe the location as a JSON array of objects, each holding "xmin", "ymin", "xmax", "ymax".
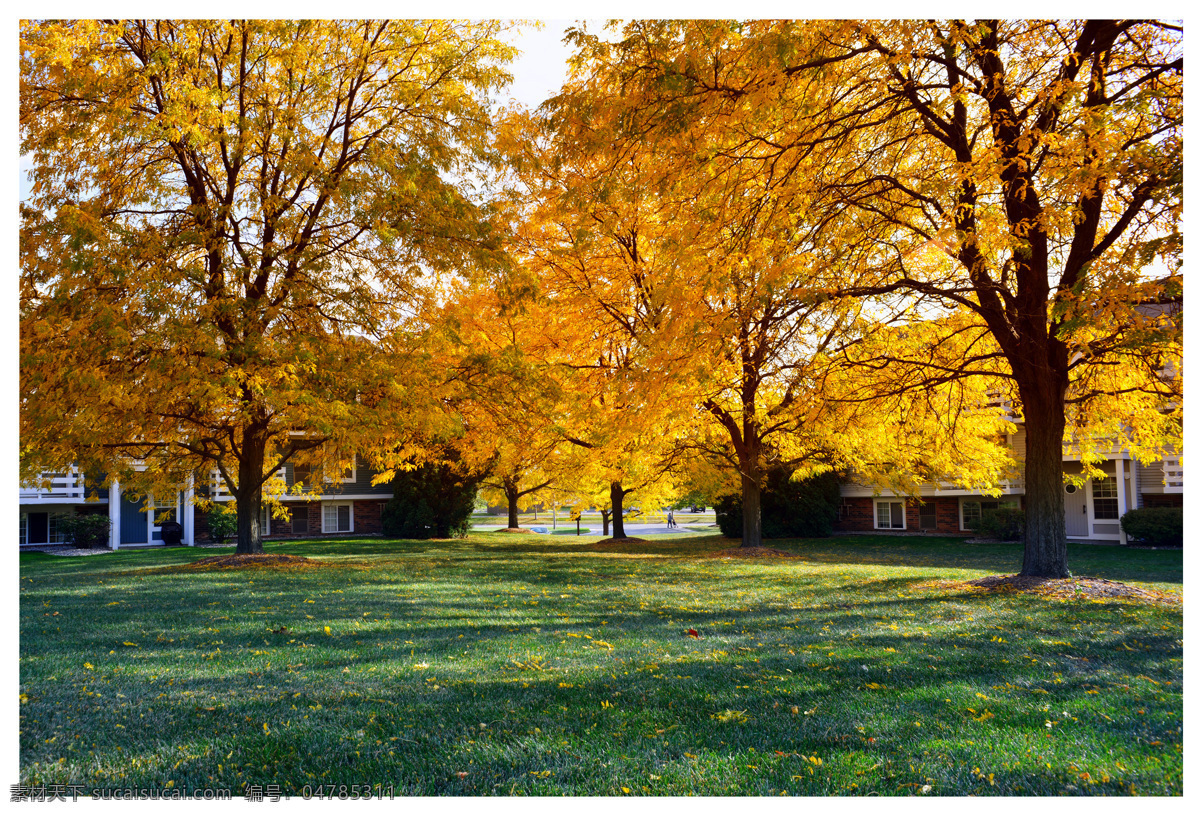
[
  {"xmin": 1019, "ymin": 381, "xmax": 1070, "ymax": 577},
  {"xmin": 601, "ymin": 509, "xmax": 610, "ymax": 537},
  {"xmin": 235, "ymin": 432, "xmax": 266, "ymax": 554},
  {"xmin": 505, "ymin": 481, "xmax": 520, "ymax": 529},
  {"xmin": 610, "ymin": 481, "xmax": 627, "ymax": 539},
  {"xmin": 739, "ymin": 416, "xmax": 764, "ymax": 547},
  {"xmin": 741, "ymin": 469, "xmax": 763, "ymax": 548}
]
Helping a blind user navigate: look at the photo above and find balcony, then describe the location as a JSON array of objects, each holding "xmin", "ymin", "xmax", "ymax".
[
  {"xmin": 19, "ymin": 469, "xmax": 86, "ymax": 502},
  {"xmin": 1162, "ymin": 455, "xmax": 1183, "ymax": 493}
]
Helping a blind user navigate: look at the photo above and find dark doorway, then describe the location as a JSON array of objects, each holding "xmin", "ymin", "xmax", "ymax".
[
  {"xmin": 290, "ymin": 506, "xmax": 308, "ymax": 535},
  {"xmin": 27, "ymin": 512, "xmax": 48, "ymax": 544}
]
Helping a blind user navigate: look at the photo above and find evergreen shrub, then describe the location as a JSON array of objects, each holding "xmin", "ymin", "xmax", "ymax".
[
  {"xmin": 60, "ymin": 513, "xmax": 111, "ymax": 549},
  {"xmin": 968, "ymin": 508, "xmax": 1025, "ymax": 541},
  {"xmin": 1120, "ymin": 507, "xmax": 1183, "ymax": 547},
  {"xmin": 206, "ymin": 505, "xmax": 237, "ymax": 543},
  {"xmin": 715, "ymin": 470, "xmax": 840, "ymax": 539},
  {"xmin": 383, "ymin": 458, "xmax": 482, "ymax": 540}
]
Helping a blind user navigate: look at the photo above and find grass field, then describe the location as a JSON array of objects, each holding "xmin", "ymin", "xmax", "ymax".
[{"xmin": 19, "ymin": 533, "xmax": 1182, "ymax": 796}]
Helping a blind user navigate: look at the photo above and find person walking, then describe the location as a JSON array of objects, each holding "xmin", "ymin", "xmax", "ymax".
[{"xmin": 666, "ymin": 510, "xmax": 675, "ymax": 529}]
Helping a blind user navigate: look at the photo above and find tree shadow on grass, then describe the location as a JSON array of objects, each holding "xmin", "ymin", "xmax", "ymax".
[{"xmin": 20, "ymin": 541, "xmax": 1181, "ymax": 794}]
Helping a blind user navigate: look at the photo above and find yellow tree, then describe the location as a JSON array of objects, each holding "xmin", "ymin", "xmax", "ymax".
[
  {"xmin": 563, "ymin": 19, "xmax": 1182, "ymax": 574},
  {"xmin": 438, "ymin": 282, "xmax": 583, "ymax": 530},
  {"xmin": 499, "ymin": 97, "xmax": 709, "ymax": 541},
  {"xmin": 507, "ymin": 26, "xmax": 907, "ymax": 547},
  {"xmin": 20, "ymin": 20, "xmax": 514, "ymax": 553}
]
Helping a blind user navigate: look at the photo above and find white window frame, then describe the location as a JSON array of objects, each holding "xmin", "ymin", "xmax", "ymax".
[
  {"xmin": 49, "ymin": 512, "xmax": 73, "ymax": 544},
  {"xmin": 151, "ymin": 493, "xmax": 179, "ymax": 526},
  {"xmin": 1091, "ymin": 477, "xmax": 1119, "ymax": 520},
  {"xmin": 23, "ymin": 512, "xmax": 73, "ymax": 545},
  {"xmin": 873, "ymin": 499, "xmax": 906, "ymax": 530},
  {"xmin": 260, "ymin": 504, "xmax": 272, "ymax": 536},
  {"xmin": 322, "ymin": 452, "xmax": 357, "ymax": 485},
  {"xmin": 322, "ymin": 501, "xmax": 354, "ymax": 534}
]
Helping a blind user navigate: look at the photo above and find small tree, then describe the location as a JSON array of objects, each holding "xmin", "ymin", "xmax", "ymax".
[{"xmin": 382, "ymin": 457, "xmax": 483, "ymax": 540}]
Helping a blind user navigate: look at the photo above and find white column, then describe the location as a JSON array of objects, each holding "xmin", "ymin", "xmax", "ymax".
[
  {"xmin": 109, "ymin": 479, "xmax": 120, "ymax": 550},
  {"xmin": 184, "ymin": 474, "xmax": 195, "ymax": 546},
  {"xmin": 1116, "ymin": 458, "xmax": 1128, "ymax": 545}
]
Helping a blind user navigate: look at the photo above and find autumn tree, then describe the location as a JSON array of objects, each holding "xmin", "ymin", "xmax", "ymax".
[
  {"xmin": 566, "ymin": 20, "xmax": 1182, "ymax": 574},
  {"xmin": 498, "ymin": 94, "xmax": 713, "ymax": 541},
  {"xmin": 20, "ymin": 20, "xmax": 514, "ymax": 553},
  {"xmin": 506, "ymin": 26, "xmax": 936, "ymax": 548},
  {"xmin": 438, "ymin": 282, "xmax": 583, "ymax": 530}
]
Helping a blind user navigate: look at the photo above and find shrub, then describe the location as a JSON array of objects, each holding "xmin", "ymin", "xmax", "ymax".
[
  {"xmin": 968, "ymin": 508, "xmax": 1025, "ymax": 541},
  {"xmin": 59, "ymin": 513, "xmax": 111, "ymax": 549},
  {"xmin": 1121, "ymin": 507, "xmax": 1183, "ymax": 547},
  {"xmin": 206, "ymin": 505, "xmax": 237, "ymax": 543},
  {"xmin": 715, "ymin": 469, "xmax": 840, "ymax": 539},
  {"xmin": 383, "ymin": 456, "xmax": 483, "ymax": 540}
]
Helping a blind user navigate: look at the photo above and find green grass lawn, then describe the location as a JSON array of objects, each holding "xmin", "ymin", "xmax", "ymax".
[{"xmin": 20, "ymin": 533, "xmax": 1182, "ymax": 796}]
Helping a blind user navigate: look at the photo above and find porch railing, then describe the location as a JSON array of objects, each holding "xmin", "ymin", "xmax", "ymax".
[{"xmin": 19, "ymin": 469, "xmax": 86, "ymax": 500}]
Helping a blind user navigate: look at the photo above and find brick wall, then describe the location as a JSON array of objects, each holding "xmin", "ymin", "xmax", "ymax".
[
  {"xmin": 354, "ymin": 500, "xmax": 386, "ymax": 534},
  {"xmin": 833, "ymin": 497, "xmax": 876, "ymax": 531},
  {"xmin": 834, "ymin": 495, "xmax": 971, "ymax": 535},
  {"xmin": 935, "ymin": 497, "xmax": 961, "ymax": 532}
]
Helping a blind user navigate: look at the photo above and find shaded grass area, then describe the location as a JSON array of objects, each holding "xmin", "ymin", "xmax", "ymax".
[{"xmin": 20, "ymin": 534, "xmax": 1181, "ymax": 796}]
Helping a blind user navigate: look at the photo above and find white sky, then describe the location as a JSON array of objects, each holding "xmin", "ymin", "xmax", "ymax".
[{"xmin": 497, "ymin": 20, "xmax": 580, "ymax": 111}]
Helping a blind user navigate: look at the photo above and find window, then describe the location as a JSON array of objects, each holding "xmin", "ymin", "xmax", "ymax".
[
  {"xmin": 322, "ymin": 451, "xmax": 356, "ymax": 484},
  {"xmin": 19, "ymin": 513, "xmax": 27, "ymax": 546},
  {"xmin": 1092, "ymin": 477, "xmax": 1119, "ymax": 520},
  {"xmin": 259, "ymin": 504, "xmax": 272, "ymax": 536},
  {"xmin": 152, "ymin": 494, "xmax": 177, "ymax": 526},
  {"xmin": 47, "ymin": 513, "xmax": 70, "ymax": 544},
  {"xmin": 961, "ymin": 499, "xmax": 1019, "ymax": 531},
  {"xmin": 875, "ymin": 500, "xmax": 905, "ymax": 530},
  {"xmin": 323, "ymin": 502, "xmax": 353, "ymax": 533}
]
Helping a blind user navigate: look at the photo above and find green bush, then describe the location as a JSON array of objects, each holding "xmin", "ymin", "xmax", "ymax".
[
  {"xmin": 968, "ymin": 508, "xmax": 1025, "ymax": 541},
  {"xmin": 383, "ymin": 456, "xmax": 483, "ymax": 540},
  {"xmin": 714, "ymin": 469, "xmax": 840, "ymax": 539},
  {"xmin": 1121, "ymin": 507, "xmax": 1183, "ymax": 547},
  {"xmin": 59, "ymin": 513, "xmax": 111, "ymax": 549},
  {"xmin": 206, "ymin": 505, "xmax": 237, "ymax": 543}
]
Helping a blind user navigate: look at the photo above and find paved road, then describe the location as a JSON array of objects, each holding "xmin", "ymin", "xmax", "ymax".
[{"xmin": 472, "ymin": 522, "xmax": 716, "ymax": 536}]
